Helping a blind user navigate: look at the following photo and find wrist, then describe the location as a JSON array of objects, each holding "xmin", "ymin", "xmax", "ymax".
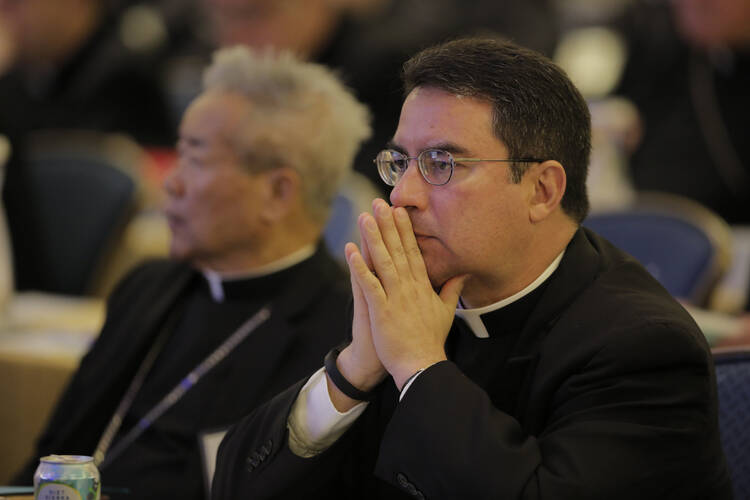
[
  {"xmin": 337, "ymin": 345, "xmax": 386, "ymax": 392},
  {"xmin": 324, "ymin": 346, "xmax": 383, "ymax": 412},
  {"xmin": 391, "ymin": 356, "xmax": 445, "ymax": 391},
  {"xmin": 325, "ymin": 372, "xmax": 363, "ymax": 413}
]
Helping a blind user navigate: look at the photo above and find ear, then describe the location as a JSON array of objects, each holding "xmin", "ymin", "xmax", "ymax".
[
  {"xmin": 527, "ymin": 160, "xmax": 566, "ymax": 223},
  {"xmin": 259, "ymin": 167, "xmax": 302, "ymax": 223}
]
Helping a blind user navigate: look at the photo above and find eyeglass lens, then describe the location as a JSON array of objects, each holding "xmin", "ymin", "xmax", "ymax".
[{"xmin": 376, "ymin": 149, "xmax": 454, "ymax": 186}]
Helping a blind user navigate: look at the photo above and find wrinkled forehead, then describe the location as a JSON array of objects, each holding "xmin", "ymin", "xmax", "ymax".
[
  {"xmin": 176, "ymin": 93, "xmax": 248, "ymax": 156},
  {"xmin": 182, "ymin": 91, "xmax": 254, "ymax": 133}
]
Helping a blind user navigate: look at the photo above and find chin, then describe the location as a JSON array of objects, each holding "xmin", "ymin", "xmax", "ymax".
[
  {"xmin": 424, "ymin": 260, "xmax": 452, "ymax": 291},
  {"xmin": 168, "ymin": 241, "xmax": 192, "ymax": 261}
]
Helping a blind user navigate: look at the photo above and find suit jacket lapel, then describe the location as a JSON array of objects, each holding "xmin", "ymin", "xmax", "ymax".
[
  {"xmin": 488, "ymin": 229, "xmax": 603, "ymax": 425},
  {"xmin": 516, "ymin": 229, "xmax": 601, "ymax": 354},
  {"xmin": 65, "ymin": 263, "xmax": 196, "ymax": 440},
  {"xmin": 216, "ymin": 313, "xmax": 299, "ymax": 411},
  {"xmin": 200, "ymin": 247, "xmax": 344, "ymax": 422}
]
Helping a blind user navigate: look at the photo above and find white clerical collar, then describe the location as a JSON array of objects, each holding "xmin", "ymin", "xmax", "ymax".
[
  {"xmin": 454, "ymin": 250, "xmax": 565, "ymax": 338},
  {"xmin": 201, "ymin": 244, "xmax": 316, "ymax": 302}
]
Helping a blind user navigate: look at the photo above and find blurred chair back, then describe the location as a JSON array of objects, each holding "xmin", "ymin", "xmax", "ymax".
[
  {"xmin": 584, "ymin": 192, "xmax": 732, "ymax": 306},
  {"xmin": 323, "ymin": 171, "xmax": 381, "ymax": 264},
  {"xmin": 713, "ymin": 347, "xmax": 750, "ymax": 499},
  {"xmin": 0, "ymin": 134, "xmax": 14, "ymax": 308},
  {"xmin": 25, "ymin": 131, "xmax": 142, "ymax": 295}
]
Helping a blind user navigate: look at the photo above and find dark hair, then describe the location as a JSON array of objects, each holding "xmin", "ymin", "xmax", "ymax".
[{"xmin": 402, "ymin": 37, "xmax": 591, "ymax": 223}]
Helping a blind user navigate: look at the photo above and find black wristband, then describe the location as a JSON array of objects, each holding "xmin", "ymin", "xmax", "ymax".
[{"xmin": 324, "ymin": 347, "xmax": 377, "ymax": 401}]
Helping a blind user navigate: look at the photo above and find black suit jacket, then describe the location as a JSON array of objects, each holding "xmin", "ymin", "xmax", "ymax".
[
  {"xmin": 14, "ymin": 246, "xmax": 351, "ymax": 497},
  {"xmin": 212, "ymin": 228, "xmax": 732, "ymax": 499}
]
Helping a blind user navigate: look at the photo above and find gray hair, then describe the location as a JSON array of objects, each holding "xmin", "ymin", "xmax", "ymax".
[{"xmin": 202, "ymin": 45, "xmax": 372, "ymax": 225}]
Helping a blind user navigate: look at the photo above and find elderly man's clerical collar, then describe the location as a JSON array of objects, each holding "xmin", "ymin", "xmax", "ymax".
[
  {"xmin": 201, "ymin": 244, "xmax": 316, "ymax": 302},
  {"xmin": 455, "ymin": 251, "xmax": 564, "ymax": 338}
]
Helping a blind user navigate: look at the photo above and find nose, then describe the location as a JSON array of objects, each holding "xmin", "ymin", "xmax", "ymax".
[
  {"xmin": 389, "ymin": 159, "xmax": 428, "ymax": 210},
  {"xmin": 162, "ymin": 159, "xmax": 185, "ymax": 198}
]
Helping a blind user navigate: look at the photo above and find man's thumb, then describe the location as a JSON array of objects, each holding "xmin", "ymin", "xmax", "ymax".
[{"xmin": 440, "ymin": 274, "xmax": 468, "ymax": 307}]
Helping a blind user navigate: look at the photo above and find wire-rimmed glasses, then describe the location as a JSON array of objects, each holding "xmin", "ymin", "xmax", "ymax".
[{"xmin": 374, "ymin": 148, "xmax": 543, "ymax": 186}]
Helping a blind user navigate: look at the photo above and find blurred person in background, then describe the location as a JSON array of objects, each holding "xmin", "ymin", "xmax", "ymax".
[
  {"xmin": 12, "ymin": 45, "xmax": 371, "ymax": 500},
  {"xmin": 0, "ymin": 0, "xmax": 174, "ymax": 291},
  {"xmin": 613, "ymin": 0, "xmax": 750, "ymax": 345},
  {"xmin": 614, "ymin": 0, "xmax": 750, "ymax": 225},
  {"xmin": 160, "ymin": 0, "xmax": 385, "ymax": 136}
]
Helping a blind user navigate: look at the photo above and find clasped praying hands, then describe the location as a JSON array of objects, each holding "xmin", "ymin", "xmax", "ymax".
[{"xmin": 334, "ymin": 199, "xmax": 467, "ymax": 405}]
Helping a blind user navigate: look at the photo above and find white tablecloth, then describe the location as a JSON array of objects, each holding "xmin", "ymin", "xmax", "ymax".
[{"xmin": 0, "ymin": 293, "xmax": 103, "ymax": 484}]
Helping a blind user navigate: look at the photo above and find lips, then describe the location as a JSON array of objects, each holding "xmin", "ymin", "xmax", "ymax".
[
  {"xmin": 412, "ymin": 233, "xmax": 436, "ymax": 253},
  {"xmin": 412, "ymin": 228, "xmax": 434, "ymax": 239},
  {"xmin": 164, "ymin": 210, "xmax": 183, "ymax": 230},
  {"xmin": 408, "ymin": 217, "xmax": 436, "ymax": 245}
]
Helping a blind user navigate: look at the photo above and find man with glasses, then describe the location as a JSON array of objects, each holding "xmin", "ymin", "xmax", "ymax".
[{"xmin": 212, "ymin": 37, "xmax": 731, "ymax": 499}]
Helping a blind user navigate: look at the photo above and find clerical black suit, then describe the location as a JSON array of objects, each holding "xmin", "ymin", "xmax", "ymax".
[
  {"xmin": 14, "ymin": 246, "xmax": 350, "ymax": 499},
  {"xmin": 211, "ymin": 229, "xmax": 732, "ymax": 499}
]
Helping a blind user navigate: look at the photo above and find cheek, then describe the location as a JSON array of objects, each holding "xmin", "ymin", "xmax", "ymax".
[
  {"xmin": 179, "ymin": 180, "xmax": 237, "ymax": 231},
  {"xmin": 443, "ymin": 188, "xmax": 527, "ymax": 263},
  {"xmin": 190, "ymin": 173, "xmax": 250, "ymax": 211},
  {"xmin": 209, "ymin": 180, "xmax": 263, "ymax": 230}
]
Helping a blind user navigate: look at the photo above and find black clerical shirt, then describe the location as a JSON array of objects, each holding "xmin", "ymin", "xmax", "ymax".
[{"xmin": 101, "ymin": 266, "xmax": 302, "ymax": 500}]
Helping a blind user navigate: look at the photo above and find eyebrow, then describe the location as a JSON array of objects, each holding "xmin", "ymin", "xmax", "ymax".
[
  {"xmin": 385, "ymin": 140, "xmax": 406, "ymax": 155},
  {"xmin": 385, "ymin": 140, "xmax": 471, "ymax": 156},
  {"xmin": 177, "ymin": 135, "xmax": 207, "ymax": 152}
]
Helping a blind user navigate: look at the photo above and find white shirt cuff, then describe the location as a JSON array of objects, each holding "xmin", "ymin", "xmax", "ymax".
[
  {"xmin": 287, "ymin": 367, "xmax": 368, "ymax": 457},
  {"xmin": 398, "ymin": 367, "xmax": 428, "ymax": 401}
]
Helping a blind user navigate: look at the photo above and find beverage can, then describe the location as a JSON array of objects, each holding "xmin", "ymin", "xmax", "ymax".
[{"xmin": 34, "ymin": 455, "xmax": 101, "ymax": 500}]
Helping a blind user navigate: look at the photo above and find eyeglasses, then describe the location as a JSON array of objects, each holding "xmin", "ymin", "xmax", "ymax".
[{"xmin": 374, "ymin": 148, "xmax": 544, "ymax": 186}]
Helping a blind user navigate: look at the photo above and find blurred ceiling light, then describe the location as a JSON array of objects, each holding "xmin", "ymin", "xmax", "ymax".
[
  {"xmin": 119, "ymin": 4, "xmax": 168, "ymax": 53},
  {"xmin": 556, "ymin": 0, "xmax": 632, "ymax": 25},
  {"xmin": 554, "ymin": 26, "xmax": 627, "ymax": 99}
]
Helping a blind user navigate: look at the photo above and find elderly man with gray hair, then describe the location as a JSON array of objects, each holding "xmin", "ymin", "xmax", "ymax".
[{"xmin": 12, "ymin": 46, "xmax": 371, "ymax": 500}]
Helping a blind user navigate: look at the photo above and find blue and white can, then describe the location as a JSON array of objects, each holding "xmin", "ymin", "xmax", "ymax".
[{"xmin": 34, "ymin": 455, "xmax": 101, "ymax": 500}]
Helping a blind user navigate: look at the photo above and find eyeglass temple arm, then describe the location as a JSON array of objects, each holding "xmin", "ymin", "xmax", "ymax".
[{"xmin": 452, "ymin": 158, "xmax": 543, "ymax": 163}]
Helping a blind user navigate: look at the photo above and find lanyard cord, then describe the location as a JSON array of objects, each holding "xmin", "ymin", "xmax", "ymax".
[{"xmin": 93, "ymin": 305, "xmax": 272, "ymax": 468}]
